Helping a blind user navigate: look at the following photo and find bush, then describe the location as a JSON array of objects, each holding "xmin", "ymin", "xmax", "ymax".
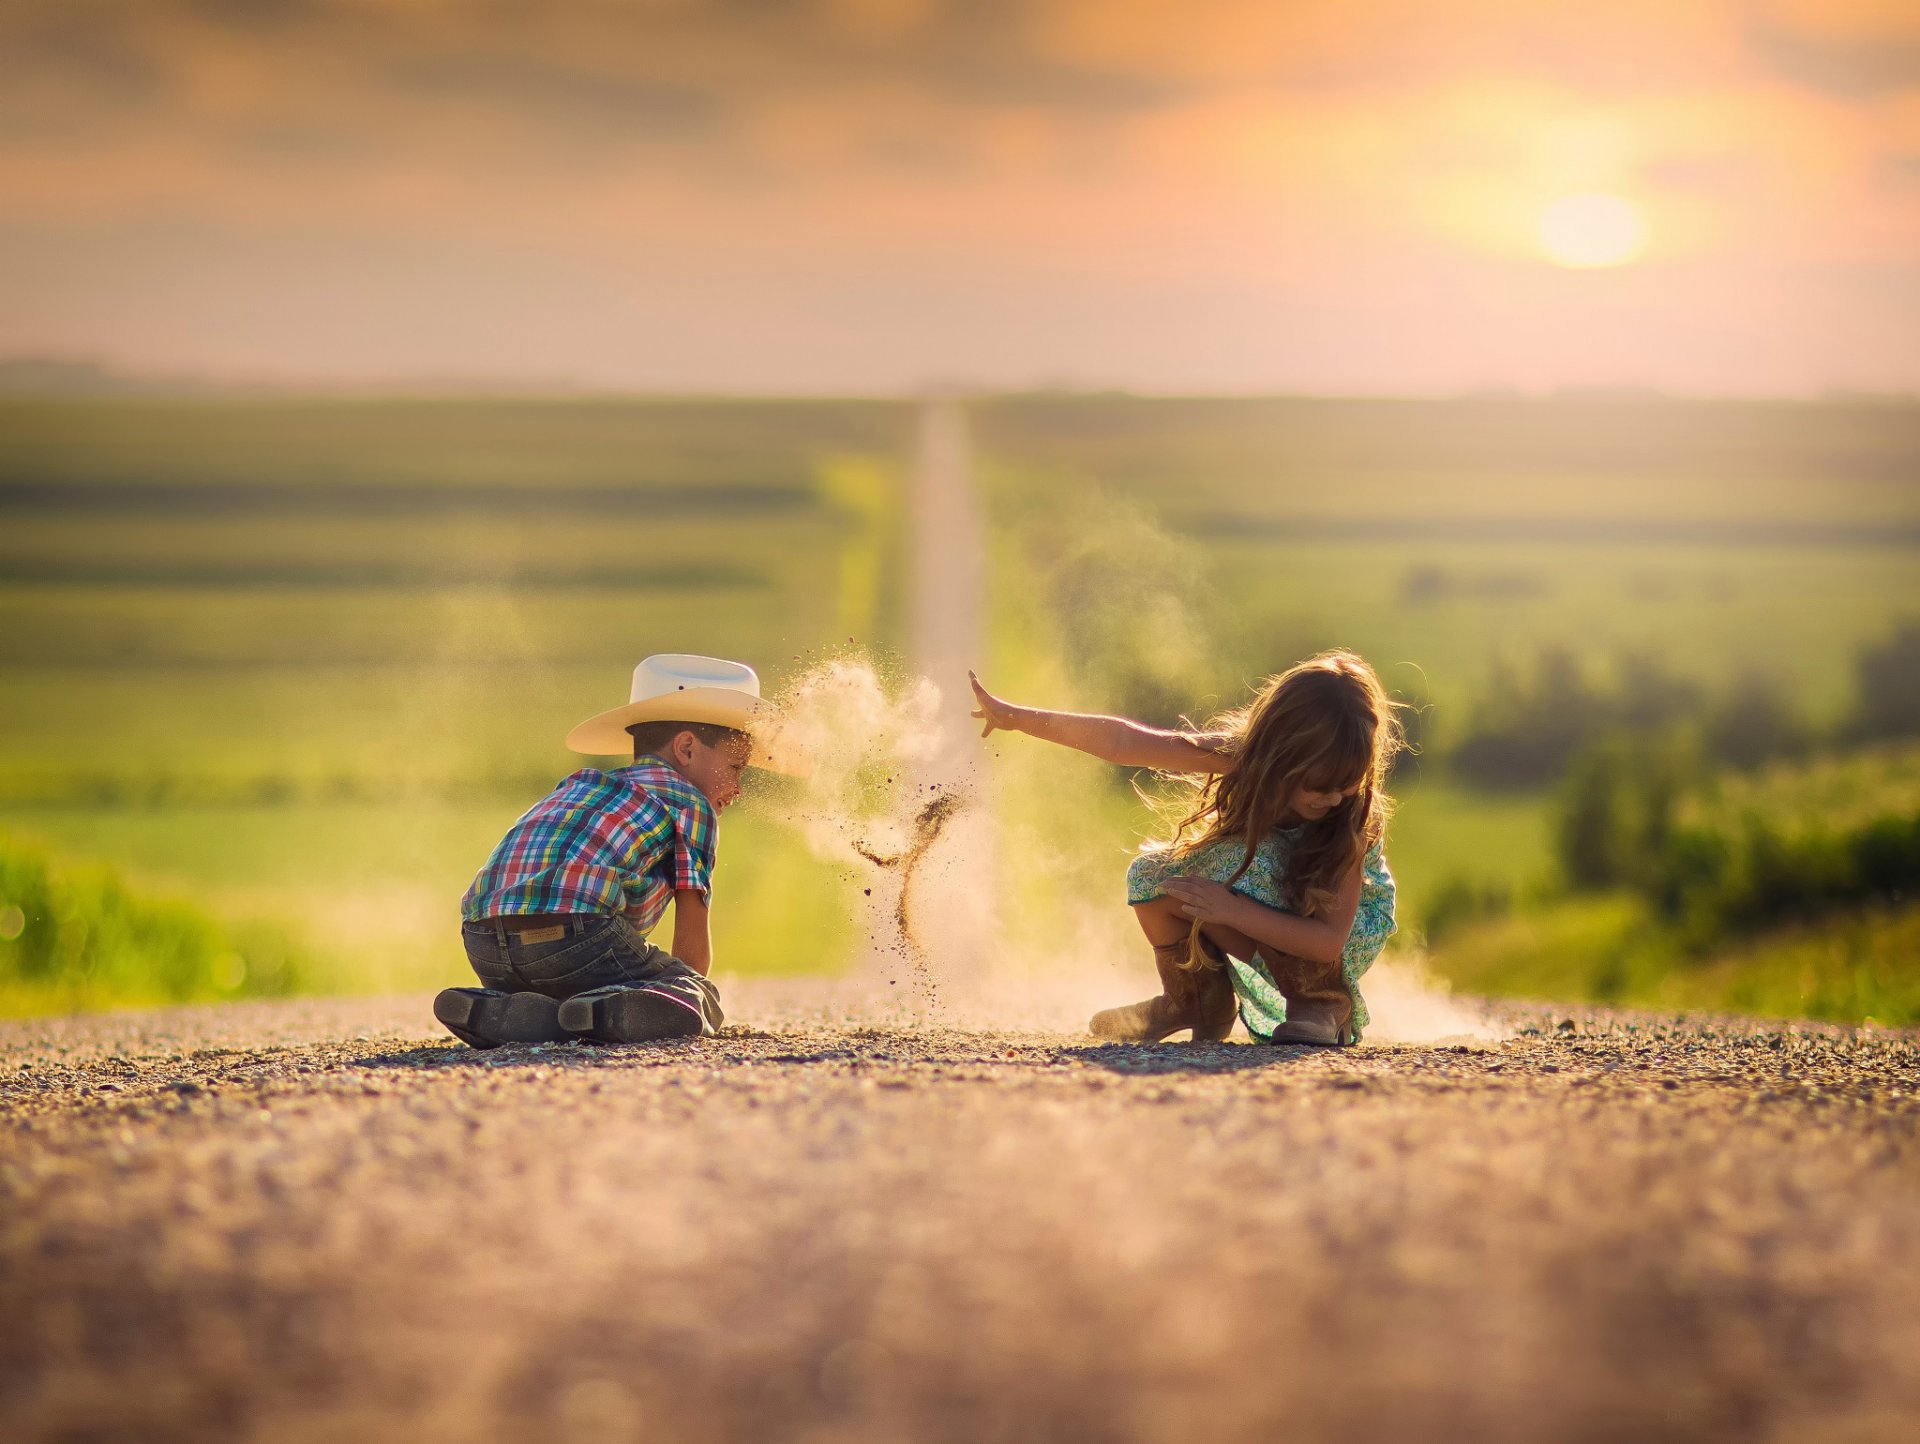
[
  {"xmin": 1421, "ymin": 873, "xmax": 1512, "ymax": 943},
  {"xmin": 0, "ymin": 834, "xmax": 308, "ymax": 1015},
  {"xmin": 1554, "ymin": 736, "xmax": 1684, "ymax": 889},
  {"xmin": 1553, "ymin": 738, "xmax": 1920, "ymax": 945},
  {"xmin": 1558, "ymin": 798, "xmax": 1920, "ymax": 945},
  {"xmin": 1651, "ymin": 811, "xmax": 1920, "ymax": 940}
]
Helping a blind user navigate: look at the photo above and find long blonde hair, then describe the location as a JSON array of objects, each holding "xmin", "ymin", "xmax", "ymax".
[{"xmin": 1163, "ymin": 650, "xmax": 1402, "ymax": 970}]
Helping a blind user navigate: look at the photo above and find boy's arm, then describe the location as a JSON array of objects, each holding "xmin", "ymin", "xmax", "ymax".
[
  {"xmin": 671, "ymin": 889, "xmax": 713, "ymax": 975},
  {"xmin": 1159, "ymin": 861, "xmax": 1364, "ymax": 966},
  {"xmin": 969, "ymin": 671, "xmax": 1230, "ymax": 774}
]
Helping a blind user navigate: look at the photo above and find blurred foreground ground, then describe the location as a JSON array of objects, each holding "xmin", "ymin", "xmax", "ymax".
[{"xmin": 3, "ymin": 991, "xmax": 1917, "ymax": 1444}]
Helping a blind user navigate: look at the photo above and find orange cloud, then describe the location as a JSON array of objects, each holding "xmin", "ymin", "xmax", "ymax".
[{"xmin": 0, "ymin": 0, "xmax": 1913, "ymax": 391}]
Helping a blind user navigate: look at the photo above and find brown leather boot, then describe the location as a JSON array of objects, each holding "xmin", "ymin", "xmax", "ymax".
[
  {"xmin": 1260, "ymin": 951, "xmax": 1353, "ymax": 1046},
  {"xmin": 1089, "ymin": 939, "xmax": 1238, "ymax": 1043}
]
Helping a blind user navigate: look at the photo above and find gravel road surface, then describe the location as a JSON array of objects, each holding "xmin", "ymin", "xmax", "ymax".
[{"xmin": 3, "ymin": 994, "xmax": 1917, "ymax": 1444}]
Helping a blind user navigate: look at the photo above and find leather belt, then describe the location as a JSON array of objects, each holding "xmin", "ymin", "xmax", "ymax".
[{"xmin": 480, "ymin": 913, "xmax": 604, "ymax": 943}]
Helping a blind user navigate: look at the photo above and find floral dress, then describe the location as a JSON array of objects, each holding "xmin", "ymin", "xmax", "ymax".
[{"xmin": 1126, "ymin": 827, "xmax": 1396, "ymax": 1046}]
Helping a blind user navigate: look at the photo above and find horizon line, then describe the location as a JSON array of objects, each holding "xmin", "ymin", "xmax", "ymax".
[{"xmin": 0, "ymin": 355, "xmax": 1915, "ymax": 408}]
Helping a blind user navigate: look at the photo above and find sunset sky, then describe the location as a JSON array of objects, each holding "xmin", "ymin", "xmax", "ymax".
[{"xmin": 2, "ymin": 0, "xmax": 1917, "ymax": 394}]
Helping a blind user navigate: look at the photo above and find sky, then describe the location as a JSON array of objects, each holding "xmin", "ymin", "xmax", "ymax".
[{"xmin": 2, "ymin": 0, "xmax": 1917, "ymax": 395}]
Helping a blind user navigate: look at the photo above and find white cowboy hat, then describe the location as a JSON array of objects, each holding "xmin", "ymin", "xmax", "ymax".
[{"xmin": 565, "ymin": 654, "xmax": 811, "ymax": 776}]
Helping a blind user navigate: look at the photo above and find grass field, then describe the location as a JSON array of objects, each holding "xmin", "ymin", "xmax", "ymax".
[
  {"xmin": 5, "ymin": 393, "xmax": 1918, "ymax": 1019},
  {"xmin": 1430, "ymin": 889, "xmax": 1920, "ymax": 1027},
  {"xmin": 971, "ymin": 394, "xmax": 1920, "ymax": 1020},
  {"xmin": 0, "ymin": 399, "xmax": 915, "ymax": 1006},
  {"xmin": 976, "ymin": 395, "xmax": 1920, "ymax": 729},
  {"xmin": 973, "ymin": 395, "xmax": 1920, "ymax": 530}
]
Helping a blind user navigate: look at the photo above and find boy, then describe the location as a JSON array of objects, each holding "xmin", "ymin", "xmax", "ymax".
[{"xmin": 434, "ymin": 653, "xmax": 803, "ymax": 1048}]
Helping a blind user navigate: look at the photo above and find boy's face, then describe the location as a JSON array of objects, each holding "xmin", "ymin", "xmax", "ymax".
[{"xmin": 668, "ymin": 730, "xmax": 751, "ymax": 810}]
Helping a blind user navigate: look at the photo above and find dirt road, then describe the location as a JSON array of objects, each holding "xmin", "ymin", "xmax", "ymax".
[{"xmin": 3, "ymin": 996, "xmax": 1917, "ymax": 1443}]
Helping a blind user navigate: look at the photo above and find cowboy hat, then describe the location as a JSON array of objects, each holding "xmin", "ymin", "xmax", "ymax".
[{"xmin": 565, "ymin": 654, "xmax": 811, "ymax": 776}]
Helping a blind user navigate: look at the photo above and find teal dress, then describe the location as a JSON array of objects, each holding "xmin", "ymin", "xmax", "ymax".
[{"xmin": 1126, "ymin": 828, "xmax": 1396, "ymax": 1046}]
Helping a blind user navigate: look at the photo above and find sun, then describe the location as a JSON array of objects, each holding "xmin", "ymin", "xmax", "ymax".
[{"xmin": 1537, "ymin": 193, "xmax": 1647, "ymax": 268}]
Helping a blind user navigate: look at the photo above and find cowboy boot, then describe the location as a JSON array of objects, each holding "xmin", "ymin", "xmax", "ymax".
[
  {"xmin": 1089, "ymin": 939, "xmax": 1237, "ymax": 1043},
  {"xmin": 1187, "ymin": 934, "xmax": 1239, "ymax": 1042},
  {"xmin": 1259, "ymin": 950, "xmax": 1353, "ymax": 1046}
]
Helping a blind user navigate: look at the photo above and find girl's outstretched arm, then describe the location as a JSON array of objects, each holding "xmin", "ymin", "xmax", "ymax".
[{"xmin": 968, "ymin": 670, "xmax": 1230, "ymax": 774}]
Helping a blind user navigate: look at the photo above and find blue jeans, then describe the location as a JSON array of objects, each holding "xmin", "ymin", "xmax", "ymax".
[{"xmin": 460, "ymin": 914, "xmax": 724, "ymax": 1032}]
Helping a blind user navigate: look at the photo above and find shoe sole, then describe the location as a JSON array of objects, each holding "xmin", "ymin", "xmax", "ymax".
[
  {"xmin": 1265, "ymin": 1023, "xmax": 1344, "ymax": 1047},
  {"xmin": 558, "ymin": 987, "xmax": 704, "ymax": 1044},
  {"xmin": 1089, "ymin": 1004, "xmax": 1236, "ymax": 1045},
  {"xmin": 433, "ymin": 988, "xmax": 569, "ymax": 1049}
]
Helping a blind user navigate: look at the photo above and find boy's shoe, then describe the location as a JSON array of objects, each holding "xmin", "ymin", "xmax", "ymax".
[
  {"xmin": 558, "ymin": 985, "xmax": 705, "ymax": 1044},
  {"xmin": 434, "ymin": 988, "xmax": 570, "ymax": 1049}
]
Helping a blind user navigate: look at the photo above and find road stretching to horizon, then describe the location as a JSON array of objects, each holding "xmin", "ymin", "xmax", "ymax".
[{"xmin": 3, "ymin": 403, "xmax": 1919, "ymax": 1442}]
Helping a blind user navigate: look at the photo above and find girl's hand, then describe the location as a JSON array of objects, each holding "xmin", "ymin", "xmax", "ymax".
[
  {"xmin": 1159, "ymin": 876, "xmax": 1246, "ymax": 928},
  {"xmin": 969, "ymin": 670, "xmax": 1026, "ymax": 739}
]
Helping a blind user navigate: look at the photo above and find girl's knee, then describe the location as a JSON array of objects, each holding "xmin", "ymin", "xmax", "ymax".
[
  {"xmin": 1129, "ymin": 894, "xmax": 1187, "ymax": 944},
  {"xmin": 1199, "ymin": 921, "xmax": 1257, "ymax": 961}
]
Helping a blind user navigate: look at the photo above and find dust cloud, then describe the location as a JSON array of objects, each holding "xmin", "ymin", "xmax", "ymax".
[
  {"xmin": 751, "ymin": 654, "xmax": 1501, "ymax": 1044},
  {"xmin": 1359, "ymin": 956, "xmax": 1509, "ymax": 1045},
  {"xmin": 750, "ymin": 656, "xmax": 1136, "ymax": 1028}
]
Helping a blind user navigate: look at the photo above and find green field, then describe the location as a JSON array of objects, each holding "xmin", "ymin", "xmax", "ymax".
[
  {"xmin": 972, "ymin": 394, "xmax": 1920, "ymax": 1022},
  {"xmin": 4, "ymin": 393, "xmax": 1918, "ymax": 1020},
  {"xmin": 0, "ymin": 399, "xmax": 914, "ymax": 1008},
  {"xmin": 976, "ymin": 395, "xmax": 1920, "ymax": 725}
]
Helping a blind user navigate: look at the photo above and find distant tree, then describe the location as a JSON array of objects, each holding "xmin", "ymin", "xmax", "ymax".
[
  {"xmin": 1453, "ymin": 649, "xmax": 1614, "ymax": 788},
  {"xmin": 1854, "ymin": 622, "xmax": 1920, "ymax": 739},
  {"xmin": 1615, "ymin": 651, "xmax": 1701, "ymax": 732},
  {"xmin": 1704, "ymin": 672, "xmax": 1807, "ymax": 770},
  {"xmin": 1454, "ymin": 649, "xmax": 1812, "ymax": 789},
  {"xmin": 1555, "ymin": 737, "xmax": 1684, "ymax": 889}
]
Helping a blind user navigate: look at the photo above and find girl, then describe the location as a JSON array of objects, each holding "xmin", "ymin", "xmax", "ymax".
[{"xmin": 969, "ymin": 650, "xmax": 1400, "ymax": 1046}]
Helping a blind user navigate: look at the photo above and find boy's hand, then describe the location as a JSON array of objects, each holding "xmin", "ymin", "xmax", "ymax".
[
  {"xmin": 672, "ymin": 888, "xmax": 713, "ymax": 976},
  {"xmin": 1159, "ymin": 876, "xmax": 1248, "ymax": 928},
  {"xmin": 969, "ymin": 670, "xmax": 1026, "ymax": 739}
]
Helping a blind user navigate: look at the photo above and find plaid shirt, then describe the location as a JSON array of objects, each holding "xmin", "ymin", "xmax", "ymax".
[{"xmin": 460, "ymin": 758, "xmax": 718, "ymax": 931}]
